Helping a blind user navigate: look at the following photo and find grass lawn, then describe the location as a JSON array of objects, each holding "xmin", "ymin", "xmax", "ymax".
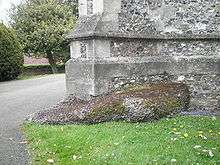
[
  {"xmin": 16, "ymin": 74, "xmax": 48, "ymax": 80},
  {"xmin": 16, "ymin": 73, "xmax": 64, "ymax": 80},
  {"xmin": 23, "ymin": 116, "xmax": 220, "ymax": 165}
]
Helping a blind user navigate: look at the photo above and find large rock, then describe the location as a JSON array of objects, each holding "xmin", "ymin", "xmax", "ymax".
[{"xmin": 29, "ymin": 83, "xmax": 190, "ymax": 124}]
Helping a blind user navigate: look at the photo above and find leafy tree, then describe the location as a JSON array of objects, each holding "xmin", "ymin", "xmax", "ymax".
[
  {"xmin": 0, "ymin": 23, "xmax": 23, "ymax": 81},
  {"xmin": 10, "ymin": 0, "xmax": 76, "ymax": 73},
  {"xmin": 62, "ymin": 0, "xmax": 78, "ymax": 17}
]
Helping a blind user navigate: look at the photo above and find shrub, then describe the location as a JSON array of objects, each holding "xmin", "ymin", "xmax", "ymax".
[
  {"xmin": 0, "ymin": 23, "xmax": 23, "ymax": 81},
  {"xmin": 22, "ymin": 64, "xmax": 65, "ymax": 76}
]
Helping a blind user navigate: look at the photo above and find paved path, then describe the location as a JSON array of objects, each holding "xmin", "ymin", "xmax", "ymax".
[{"xmin": 0, "ymin": 74, "xmax": 66, "ymax": 165}]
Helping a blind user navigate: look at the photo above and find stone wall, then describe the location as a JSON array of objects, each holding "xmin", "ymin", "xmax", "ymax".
[
  {"xmin": 111, "ymin": 74, "xmax": 220, "ymax": 111},
  {"xmin": 110, "ymin": 39, "xmax": 220, "ymax": 57},
  {"xmin": 66, "ymin": 0, "xmax": 220, "ymax": 111},
  {"xmin": 119, "ymin": 0, "xmax": 219, "ymax": 36},
  {"xmin": 69, "ymin": 0, "xmax": 220, "ymax": 38}
]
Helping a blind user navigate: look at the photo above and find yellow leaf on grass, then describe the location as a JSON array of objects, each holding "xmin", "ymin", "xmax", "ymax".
[
  {"xmin": 183, "ymin": 133, "xmax": 189, "ymax": 138},
  {"xmin": 47, "ymin": 159, "xmax": 54, "ymax": 164}
]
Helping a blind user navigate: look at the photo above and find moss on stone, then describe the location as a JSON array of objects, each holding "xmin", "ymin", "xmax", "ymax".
[
  {"xmin": 88, "ymin": 101, "xmax": 126, "ymax": 119},
  {"xmin": 144, "ymin": 96, "xmax": 183, "ymax": 118},
  {"xmin": 121, "ymin": 83, "xmax": 187, "ymax": 95},
  {"xmin": 30, "ymin": 82, "xmax": 190, "ymax": 124},
  {"xmin": 164, "ymin": 97, "xmax": 182, "ymax": 109}
]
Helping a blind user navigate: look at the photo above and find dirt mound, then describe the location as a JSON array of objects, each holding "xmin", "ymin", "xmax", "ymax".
[{"xmin": 28, "ymin": 83, "xmax": 190, "ymax": 124}]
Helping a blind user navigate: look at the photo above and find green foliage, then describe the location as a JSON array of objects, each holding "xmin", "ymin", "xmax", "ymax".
[
  {"xmin": 23, "ymin": 116, "xmax": 220, "ymax": 164},
  {"xmin": 22, "ymin": 64, "xmax": 65, "ymax": 75},
  {"xmin": 0, "ymin": 23, "xmax": 23, "ymax": 81},
  {"xmin": 10, "ymin": 0, "xmax": 76, "ymax": 71},
  {"xmin": 63, "ymin": 0, "xmax": 78, "ymax": 17},
  {"xmin": 23, "ymin": 64, "xmax": 65, "ymax": 71}
]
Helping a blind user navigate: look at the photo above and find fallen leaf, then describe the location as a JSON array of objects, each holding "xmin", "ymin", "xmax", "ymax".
[
  {"xmin": 201, "ymin": 149, "xmax": 214, "ymax": 157},
  {"xmin": 212, "ymin": 116, "xmax": 216, "ymax": 121},
  {"xmin": 183, "ymin": 133, "xmax": 189, "ymax": 138},
  {"xmin": 171, "ymin": 158, "xmax": 177, "ymax": 162},
  {"xmin": 171, "ymin": 138, "xmax": 178, "ymax": 141},
  {"xmin": 114, "ymin": 142, "xmax": 119, "ymax": 146},
  {"xmin": 199, "ymin": 134, "xmax": 207, "ymax": 140},
  {"xmin": 203, "ymin": 136, "xmax": 208, "ymax": 140},
  {"xmin": 174, "ymin": 132, "xmax": 181, "ymax": 135},
  {"xmin": 47, "ymin": 159, "xmax": 54, "ymax": 164},
  {"xmin": 73, "ymin": 155, "xmax": 82, "ymax": 160},
  {"xmin": 64, "ymin": 146, "xmax": 71, "ymax": 149},
  {"xmin": 73, "ymin": 155, "xmax": 78, "ymax": 160},
  {"xmin": 193, "ymin": 145, "xmax": 201, "ymax": 149},
  {"xmin": 208, "ymin": 150, "xmax": 214, "ymax": 157}
]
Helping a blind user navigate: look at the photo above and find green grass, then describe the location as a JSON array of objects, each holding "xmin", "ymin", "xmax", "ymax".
[
  {"xmin": 16, "ymin": 73, "xmax": 64, "ymax": 80},
  {"xmin": 16, "ymin": 74, "xmax": 48, "ymax": 80},
  {"xmin": 23, "ymin": 116, "xmax": 220, "ymax": 165}
]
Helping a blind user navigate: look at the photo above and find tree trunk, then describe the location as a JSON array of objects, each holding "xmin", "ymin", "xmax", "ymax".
[{"xmin": 47, "ymin": 53, "xmax": 58, "ymax": 74}]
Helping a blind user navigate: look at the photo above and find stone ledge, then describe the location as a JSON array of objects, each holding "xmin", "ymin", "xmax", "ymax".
[{"xmin": 66, "ymin": 57, "xmax": 219, "ymax": 76}]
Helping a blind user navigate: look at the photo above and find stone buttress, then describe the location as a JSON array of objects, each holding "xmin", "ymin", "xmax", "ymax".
[{"xmin": 66, "ymin": 0, "xmax": 220, "ymax": 111}]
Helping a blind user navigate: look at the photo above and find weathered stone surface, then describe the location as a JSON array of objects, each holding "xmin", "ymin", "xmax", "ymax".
[
  {"xmin": 66, "ymin": 56, "xmax": 219, "ymax": 111},
  {"xmin": 68, "ymin": 0, "xmax": 220, "ymax": 39},
  {"xmin": 119, "ymin": 0, "xmax": 219, "ymax": 37},
  {"xmin": 29, "ymin": 83, "xmax": 190, "ymax": 124},
  {"xmin": 110, "ymin": 39, "xmax": 220, "ymax": 57},
  {"xmin": 65, "ymin": 0, "xmax": 220, "ymax": 113}
]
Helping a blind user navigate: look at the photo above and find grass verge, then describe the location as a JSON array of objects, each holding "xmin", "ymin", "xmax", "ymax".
[
  {"xmin": 16, "ymin": 73, "xmax": 64, "ymax": 80},
  {"xmin": 23, "ymin": 116, "xmax": 220, "ymax": 165},
  {"xmin": 16, "ymin": 74, "xmax": 48, "ymax": 80}
]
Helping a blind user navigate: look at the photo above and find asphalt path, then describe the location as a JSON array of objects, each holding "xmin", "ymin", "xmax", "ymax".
[{"xmin": 0, "ymin": 74, "xmax": 66, "ymax": 165}]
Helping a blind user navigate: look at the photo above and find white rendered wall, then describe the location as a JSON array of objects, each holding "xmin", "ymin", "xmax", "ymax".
[
  {"xmin": 79, "ymin": 0, "xmax": 122, "ymax": 16},
  {"xmin": 70, "ymin": 41, "xmax": 81, "ymax": 59},
  {"xmin": 78, "ymin": 0, "xmax": 88, "ymax": 16}
]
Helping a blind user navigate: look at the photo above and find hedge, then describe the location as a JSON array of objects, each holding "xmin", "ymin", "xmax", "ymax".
[
  {"xmin": 22, "ymin": 64, "xmax": 65, "ymax": 75},
  {"xmin": 0, "ymin": 23, "xmax": 23, "ymax": 81}
]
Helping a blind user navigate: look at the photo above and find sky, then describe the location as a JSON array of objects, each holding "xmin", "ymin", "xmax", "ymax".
[{"xmin": 0, "ymin": 0, "xmax": 22, "ymax": 24}]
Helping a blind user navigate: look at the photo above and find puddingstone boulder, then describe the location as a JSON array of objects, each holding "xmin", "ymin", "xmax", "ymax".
[{"xmin": 29, "ymin": 83, "xmax": 190, "ymax": 124}]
